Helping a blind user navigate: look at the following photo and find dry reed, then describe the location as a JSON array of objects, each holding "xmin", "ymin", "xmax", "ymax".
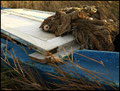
[
  {"xmin": 1, "ymin": 1, "xmax": 119, "ymax": 90},
  {"xmin": 1, "ymin": 1, "xmax": 119, "ymax": 20},
  {"xmin": 1, "ymin": 44, "xmax": 118, "ymax": 90}
]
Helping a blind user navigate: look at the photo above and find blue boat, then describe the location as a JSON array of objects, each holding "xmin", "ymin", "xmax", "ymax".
[{"xmin": 1, "ymin": 7, "xmax": 119, "ymax": 90}]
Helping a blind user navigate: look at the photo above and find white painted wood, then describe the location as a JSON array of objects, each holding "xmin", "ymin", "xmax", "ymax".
[
  {"xmin": 1, "ymin": 24, "xmax": 57, "ymax": 51},
  {"xmin": 1, "ymin": 13, "xmax": 56, "ymax": 41},
  {"xmin": 2, "ymin": 9, "xmax": 54, "ymax": 21},
  {"xmin": 29, "ymin": 52, "xmax": 46, "ymax": 60},
  {"xmin": 47, "ymin": 35, "xmax": 75, "ymax": 47},
  {"xmin": 2, "ymin": 10, "xmax": 44, "ymax": 22},
  {"xmin": 29, "ymin": 41, "xmax": 80, "ymax": 60},
  {"xmin": 1, "ymin": 9, "xmax": 76, "ymax": 53}
]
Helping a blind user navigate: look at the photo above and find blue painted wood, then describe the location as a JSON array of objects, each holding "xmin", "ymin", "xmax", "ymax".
[
  {"xmin": 1, "ymin": 8, "xmax": 57, "ymax": 53},
  {"xmin": 73, "ymin": 50, "xmax": 119, "ymax": 86},
  {"xmin": 1, "ymin": 38, "xmax": 119, "ymax": 89},
  {"xmin": 1, "ymin": 7, "xmax": 119, "ymax": 89},
  {"xmin": 1, "ymin": 29, "xmax": 45, "ymax": 54},
  {"xmin": 1, "ymin": 7, "xmax": 9, "ymax": 9}
]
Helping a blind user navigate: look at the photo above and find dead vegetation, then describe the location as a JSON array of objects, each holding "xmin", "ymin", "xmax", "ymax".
[
  {"xmin": 1, "ymin": 46, "xmax": 119, "ymax": 90},
  {"xmin": 1, "ymin": 1, "xmax": 119, "ymax": 20},
  {"xmin": 1, "ymin": 1, "xmax": 119, "ymax": 90},
  {"xmin": 1, "ymin": 1, "xmax": 119, "ymax": 49}
]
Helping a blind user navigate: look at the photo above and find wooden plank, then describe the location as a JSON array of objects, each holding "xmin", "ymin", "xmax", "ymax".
[
  {"xmin": 1, "ymin": 26, "xmax": 57, "ymax": 52},
  {"xmin": 1, "ymin": 32, "xmax": 58, "ymax": 55},
  {"xmin": 29, "ymin": 52, "xmax": 48, "ymax": 63},
  {"xmin": 2, "ymin": 10, "xmax": 44, "ymax": 22},
  {"xmin": 1, "ymin": 9, "xmax": 54, "ymax": 22},
  {"xmin": 1, "ymin": 9, "xmax": 76, "ymax": 55},
  {"xmin": 29, "ymin": 52, "xmax": 64, "ymax": 64},
  {"xmin": 29, "ymin": 41, "xmax": 80, "ymax": 62},
  {"xmin": 1, "ymin": 13, "xmax": 56, "ymax": 41}
]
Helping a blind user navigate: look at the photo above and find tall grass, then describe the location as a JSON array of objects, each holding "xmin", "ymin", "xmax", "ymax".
[
  {"xmin": 1, "ymin": 1, "xmax": 119, "ymax": 90},
  {"xmin": 1, "ymin": 1, "xmax": 119, "ymax": 20},
  {"xmin": 1, "ymin": 42, "xmax": 118, "ymax": 90}
]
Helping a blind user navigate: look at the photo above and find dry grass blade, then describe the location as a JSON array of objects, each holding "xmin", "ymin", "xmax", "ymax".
[
  {"xmin": 20, "ymin": 44, "xmax": 29, "ymax": 56},
  {"xmin": 85, "ymin": 72, "xmax": 105, "ymax": 89},
  {"xmin": 47, "ymin": 61, "xmax": 75, "ymax": 84},
  {"xmin": 76, "ymin": 64, "xmax": 118, "ymax": 90},
  {"xmin": 65, "ymin": 61, "xmax": 104, "ymax": 89},
  {"xmin": 71, "ymin": 47, "xmax": 74, "ymax": 63},
  {"xmin": 75, "ymin": 52, "xmax": 116, "ymax": 85},
  {"xmin": 11, "ymin": 48, "xmax": 25, "ymax": 77},
  {"xmin": 47, "ymin": 48, "xmax": 118, "ymax": 90},
  {"xmin": 5, "ymin": 39, "xmax": 8, "ymax": 51},
  {"xmin": 1, "ymin": 57, "xmax": 21, "ymax": 75},
  {"xmin": 91, "ymin": 71, "xmax": 117, "ymax": 86},
  {"xmin": 31, "ymin": 64, "xmax": 50, "ymax": 90},
  {"xmin": 22, "ymin": 67, "xmax": 37, "ymax": 83},
  {"xmin": 100, "ymin": 61, "xmax": 117, "ymax": 86},
  {"xmin": 75, "ymin": 53, "xmax": 102, "ymax": 64},
  {"xmin": 1, "ymin": 52, "xmax": 47, "ymax": 90},
  {"xmin": 48, "ymin": 72, "xmax": 95, "ymax": 89},
  {"xmin": 47, "ymin": 58, "xmax": 101, "ymax": 90},
  {"xmin": 2, "ymin": 49, "xmax": 38, "ymax": 85},
  {"xmin": 13, "ymin": 78, "xmax": 43, "ymax": 90},
  {"xmin": 1, "ymin": 1, "xmax": 119, "ymax": 90},
  {"xmin": 52, "ymin": 66, "xmax": 68, "ymax": 80},
  {"xmin": 2, "ymin": 49, "xmax": 11, "ymax": 65},
  {"xmin": 46, "ymin": 51, "xmax": 65, "ymax": 64},
  {"xmin": 62, "ymin": 47, "xmax": 73, "ymax": 63},
  {"xmin": 4, "ymin": 48, "xmax": 18, "ymax": 71}
]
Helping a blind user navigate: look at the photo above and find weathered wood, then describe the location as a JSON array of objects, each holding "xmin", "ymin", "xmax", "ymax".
[
  {"xmin": 29, "ymin": 40, "xmax": 80, "ymax": 62},
  {"xmin": 29, "ymin": 52, "xmax": 65, "ymax": 64},
  {"xmin": 1, "ymin": 9, "xmax": 77, "ymax": 55},
  {"xmin": 2, "ymin": 9, "xmax": 54, "ymax": 22}
]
